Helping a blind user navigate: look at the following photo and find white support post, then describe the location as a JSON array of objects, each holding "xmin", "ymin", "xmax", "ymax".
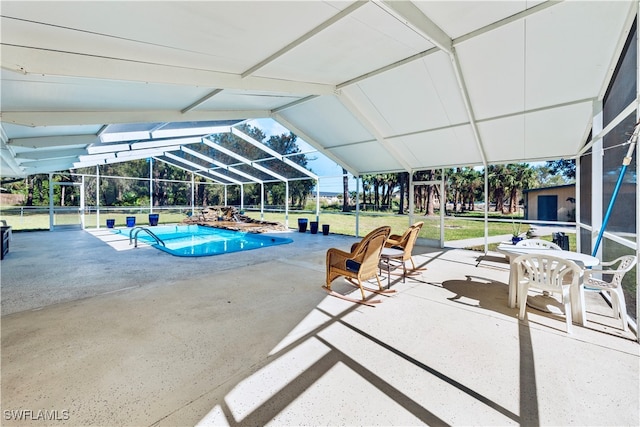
[
  {"xmin": 484, "ymin": 167, "xmax": 489, "ymax": 253},
  {"xmin": 315, "ymin": 179, "xmax": 320, "ymax": 222},
  {"xmin": 149, "ymin": 157, "xmax": 154, "ymax": 214},
  {"xmin": 224, "ymin": 186, "xmax": 228, "ymax": 206},
  {"xmin": 409, "ymin": 172, "xmax": 414, "ymax": 226},
  {"xmin": 592, "ymin": 102, "xmax": 604, "ymax": 260},
  {"xmin": 355, "ymin": 176, "xmax": 360, "ymax": 238},
  {"xmin": 575, "ymin": 154, "xmax": 581, "ymax": 250},
  {"xmin": 637, "ymin": 105, "xmax": 640, "ymax": 341},
  {"xmin": 285, "ymin": 181, "xmax": 290, "ymax": 228},
  {"xmin": 240, "ymin": 184, "xmax": 244, "ymax": 211},
  {"xmin": 80, "ymin": 175, "xmax": 85, "ymax": 229},
  {"xmin": 191, "ymin": 173, "xmax": 195, "ymax": 216},
  {"xmin": 49, "ymin": 173, "xmax": 54, "ymax": 230},
  {"xmin": 260, "ymin": 183, "xmax": 264, "ymax": 220},
  {"xmin": 96, "ymin": 166, "xmax": 100, "ymax": 229},
  {"xmin": 636, "ymin": 16, "xmax": 639, "ymax": 342},
  {"xmin": 440, "ymin": 168, "xmax": 445, "ymax": 248}
]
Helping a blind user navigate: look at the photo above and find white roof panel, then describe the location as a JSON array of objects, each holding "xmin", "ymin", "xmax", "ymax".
[
  {"xmin": 390, "ymin": 125, "xmax": 482, "ymax": 169},
  {"xmin": 277, "ymin": 96, "xmax": 373, "ymax": 148},
  {"xmin": 346, "ymin": 51, "xmax": 469, "ymax": 136},
  {"xmin": 328, "ymin": 141, "xmax": 404, "ymax": 174},
  {"xmin": 0, "ymin": 1, "xmax": 635, "ymax": 178}
]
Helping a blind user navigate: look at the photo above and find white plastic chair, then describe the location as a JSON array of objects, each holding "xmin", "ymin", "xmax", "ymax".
[
  {"xmin": 581, "ymin": 255, "xmax": 637, "ymax": 332},
  {"xmin": 515, "ymin": 239, "xmax": 562, "ymax": 250},
  {"xmin": 514, "ymin": 253, "xmax": 582, "ymax": 333}
]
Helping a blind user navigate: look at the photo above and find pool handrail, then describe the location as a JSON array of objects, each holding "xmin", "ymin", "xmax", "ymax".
[{"xmin": 129, "ymin": 227, "xmax": 166, "ymax": 248}]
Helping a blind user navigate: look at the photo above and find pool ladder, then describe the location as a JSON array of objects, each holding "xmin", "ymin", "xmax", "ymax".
[{"xmin": 129, "ymin": 227, "xmax": 166, "ymax": 248}]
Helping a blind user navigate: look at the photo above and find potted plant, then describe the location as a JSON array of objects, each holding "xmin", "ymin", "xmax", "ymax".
[{"xmin": 511, "ymin": 220, "xmax": 524, "ymax": 244}]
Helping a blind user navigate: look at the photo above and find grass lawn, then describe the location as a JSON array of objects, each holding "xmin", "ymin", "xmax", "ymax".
[
  {"xmin": 244, "ymin": 211, "xmax": 524, "ymax": 242},
  {"xmin": 1, "ymin": 209, "xmax": 526, "ymax": 243},
  {"xmin": 0, "ymin": 211, "xmax": 190, "ymax": 231}
]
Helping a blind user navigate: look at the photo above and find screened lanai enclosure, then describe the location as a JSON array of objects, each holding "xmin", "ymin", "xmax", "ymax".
[
  {"xmin": 1, "ymin": 1, "xmax": 639, "ymax": 333},
  {"xmin": 34, "ymin": 120, "xmax": 325, "ymax": 230}
]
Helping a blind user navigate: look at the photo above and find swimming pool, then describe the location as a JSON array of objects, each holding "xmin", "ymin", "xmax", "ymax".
[{"xmin": 117, "ymin": 225, "xmax": 292, "ymax": 257}]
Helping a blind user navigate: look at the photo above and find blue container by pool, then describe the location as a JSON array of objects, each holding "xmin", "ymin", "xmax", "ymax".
[
  {"xmin": 126, "ymin": 216, "xmax": 136, "ymax": 227},
  {"xmin": 149, "ymin": 213, "xmax": 159, "ymax": 226},
  {"xmin": 298, "ymin": 218, "xmax": 308, "ymax": 233},
  {"xmin": 106, "ymin": 219, "xmax": 115, "ymax": 228}
]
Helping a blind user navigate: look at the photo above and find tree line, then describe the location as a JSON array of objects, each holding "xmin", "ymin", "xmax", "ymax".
[{"xmin": 345, "ymin": 160, "xmax": 575, "ymax": 215}]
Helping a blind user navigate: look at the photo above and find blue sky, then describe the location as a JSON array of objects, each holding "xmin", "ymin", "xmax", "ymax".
[{"xmin": 248, "ymin": 118, "xmax": 354, "ymax": 193}]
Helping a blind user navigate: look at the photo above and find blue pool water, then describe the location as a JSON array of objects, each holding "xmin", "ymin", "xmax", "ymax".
[{"xmin": 116, "ymin": 225, "xmax": 292, "ymax": 257}]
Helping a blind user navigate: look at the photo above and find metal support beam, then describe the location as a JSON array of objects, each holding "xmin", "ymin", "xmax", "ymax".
[
  {"xmin": 164, "ymin": 152, "xmax": 242, "ymax": 185},
  {"xmin": 378, "ymin": 1, "xmax": 453, "ymax": 53},
  {"xmin": 181, "ymin": 146, "xmax": 263, "ymax": 184},
  {"xmin": 242, "ymin": 1, "xmax": 367, "ymax": 78},
  {"xmin": 231, "ymin": 128, "xmax": 318, "ymax": 179},
  {"xmin": 201, "ymin": 138, "xmax": 288, "ymax": 181},
  {"xmin": 335, "ymin": 91, "xmax": 413, "ymax": 173},
  {"xmin": 272, "ymin": 113, "xmax": 359, "ymax": 177}
]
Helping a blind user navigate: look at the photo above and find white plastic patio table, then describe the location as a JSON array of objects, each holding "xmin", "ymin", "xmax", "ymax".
[{"xmin": 496, "ymin": 243, "xmax": 599, "ymax": 324}]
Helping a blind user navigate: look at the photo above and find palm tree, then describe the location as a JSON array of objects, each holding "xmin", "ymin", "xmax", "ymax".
[
  {"xmin": 488, "ymin": 164, "xmax": 508, "ymax": 213},
  {"xmin": 509, "ymin": 164, "xmax": 536, "ymax": 214},
  {"xmin": 448, "ymin": 167, "xmax": 463, "ymax": 212},
  {"xmin": 342, "ymin": 168, "xmax": 350, "ymax": 212},
  {"xmin": 461, "ymin": 167, "xmax": 483, "ymax": 211}
]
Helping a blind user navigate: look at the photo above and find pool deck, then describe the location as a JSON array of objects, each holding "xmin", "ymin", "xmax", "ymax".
[{"xmin": 1, "ymin": 227, "xmax": 638, "ymax": 426}]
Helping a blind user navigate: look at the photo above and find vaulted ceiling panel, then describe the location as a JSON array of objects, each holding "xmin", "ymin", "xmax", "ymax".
[
  {"xmin": 256, "ymin": 1, "xmax": 431, "ymax": 84},
  {"xmin": 328, "ymin": 141, "xmax": 404, "ymax": 174},
  {"xmin": 2, "ymin": 123, "xmax": 102, "ymax": 140},
  {"xmin": 1, "ymin": 1, "xmax": 339, "ymax": 74},
  {"xmin": 455, "ymin": 22, "xmax": 525, "ymax": 121},
  {"xmin": 523, "ymin": 1, "xmax": 633, "ymax": 109},
  {"xmin": 345, "ymin": 51, "xmax": 469, "ymax": 137},
  {"xmin": 476, "ymin": 116, "xmax": 527, "ymax": 164},
  {"xmin": 0, "ymin": 1, "xmax": 635, "ymax": 179},
  {"xmin": 415, "ymin": 1, "xmax": 534, "ymax": 39},
  {"xmin": 477, "ymin": 101, "xmax": 593, "ymax": 164},
  {"xmin": 277, "ymin": 96, "xmax": 373, "ymax": 148},
  {"xmin": 522, "ymin": 102, "xmax": 594, "ymax": 160},
  {"xmin": 195, "ymin": 90, "xmax": 303, "ymax": 112},
  {"xmin": 1, "ymin": 70, "xmax": 208, "ymax": 114},
  {"xmin": 389, "ymin": 125, "xmax": 481, "ymax": 169}
]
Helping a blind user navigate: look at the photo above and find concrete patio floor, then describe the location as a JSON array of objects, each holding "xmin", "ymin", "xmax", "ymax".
[{"xmin": 1, "ymin": 227, "xmax": 638, "ymax": 426}]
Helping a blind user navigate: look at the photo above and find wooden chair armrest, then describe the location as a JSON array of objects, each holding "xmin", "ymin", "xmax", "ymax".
[
  {"xmin": 327, "ymin": 247, "xmax": 357, "ymax": 266},
  {"xmin": 385, "ymin": 237, "xmax": 403, "ymax": 247}
]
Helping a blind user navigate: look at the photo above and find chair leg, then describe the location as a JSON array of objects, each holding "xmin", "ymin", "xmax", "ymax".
[
  {"xmin": 375, "ymin": 274, "xmax": 384, "ymax": 291},
  {"xmin": 518, "ymin": 284, "xmax": 527, "ymax": 320},
  {"xmin": 409, "ymin": 257, "xmax": 426, "ymax": 271},
  {"xmin": 577, "ymin": 285, "xmax": 587, "ymax": 327},
  {"xmin": 356, "ymin": 279, "xmax": 366, "ymax": 300},
  {"xmin": 562, "ymin": 290, "xmax": 573, "ymax": 334},
  {"xmin": 613, "ymin": 288, "xmax": 629, "ymax": 332},
  {"xmin": 325, "ymin": 272, "xmax": 334, "ymax": 291}
]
